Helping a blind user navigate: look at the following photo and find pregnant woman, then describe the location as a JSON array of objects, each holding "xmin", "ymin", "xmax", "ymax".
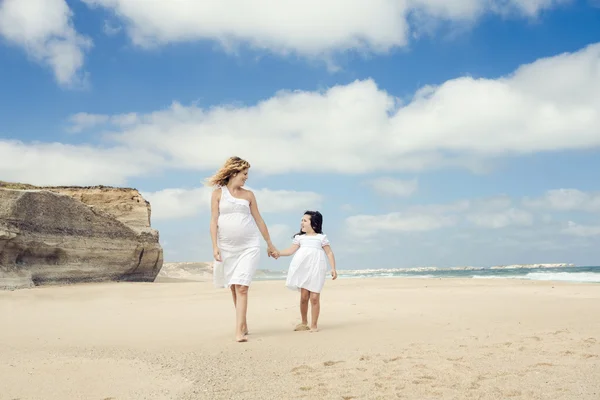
[{"xmin": 208, "ymin": 156, "xmax": 278, "ymax": 342}]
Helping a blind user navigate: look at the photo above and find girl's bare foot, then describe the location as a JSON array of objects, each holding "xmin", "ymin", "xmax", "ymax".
[
  {"xmin": 243, "ymin": 324, "xmax": 249, "ymax": 335},
  {"xmin": 310, "ymin": 326, "xmax": 319, "ymax": 332},
  {"xmin": 294, "ymin": 323, "xmax": 310, "ymax": 331}
]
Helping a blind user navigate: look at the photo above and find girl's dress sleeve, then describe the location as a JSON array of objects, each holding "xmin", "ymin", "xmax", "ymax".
[
  {"xmin": 292, "ymin": 235, "xmax": 301, "ymax": 246},
  {"xmin": 321, "ymin": 234, "xmax": 330, "ymax": 247}
]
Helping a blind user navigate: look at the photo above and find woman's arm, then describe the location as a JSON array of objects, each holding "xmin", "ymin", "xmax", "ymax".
[
  {"xmin": 248, "ymin": 191, "xmax": 276, "ymax": 252},
  {"xmin": 323, "ymin": 245, "xmax": 337, "ymax": 279},
  {"xmin": 210, "ymin": 189, "xmax": 221, "ymax": 261}
]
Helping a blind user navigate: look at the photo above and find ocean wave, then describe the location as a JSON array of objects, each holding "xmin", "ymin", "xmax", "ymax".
[
  {"xmin": 522, "ymin": 272, "xmax": 600, "ymax": 283},
  {"xmin": 473, "ymin": 272, "xmax": 600, "ymax": 283}
]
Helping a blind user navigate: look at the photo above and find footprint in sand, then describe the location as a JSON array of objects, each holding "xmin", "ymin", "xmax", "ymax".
[
  {"xmin": 532, "ymin": 362, "xmax": 554, "ymax": 367},
  {"xmin": 323, "ymin": 360, "xmax": 344, "ymax": 367},
  {"xmin": 291, "ymin": 365, "xmax": 314, "ymax": 374},
  {"xmin": 384, "ymin": 356, "xmax": 401, "ymax": 363}
]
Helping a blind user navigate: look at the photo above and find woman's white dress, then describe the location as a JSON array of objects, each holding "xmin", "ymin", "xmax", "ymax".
[
  {"xmin": 213, "ymin": 186, "xmax": 261, "ymax": 288},
  {"xmin": 285, "ymin": 233, "xmax": 330, "ymax": 293}
]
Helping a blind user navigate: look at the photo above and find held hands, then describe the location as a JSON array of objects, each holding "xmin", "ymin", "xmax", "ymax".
[
  {"xmin": 267, "ymin": 244, "xmax": 280, "ymax": 259},
  {"xmin": 268, "ymin": 249, "xmax": 280, "ymax": 259}
]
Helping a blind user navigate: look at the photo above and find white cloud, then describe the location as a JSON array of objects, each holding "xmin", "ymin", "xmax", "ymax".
[
  {"xmin": 467, "ymin": 208, "xmax": 534, "ymax": 228},
  {"xmin": 103, "ymin": 20, "xmax": 122, "ymax": 36},
  {"xmin": 143, "ymin": 186, "xmax": 323, "ymax": 220},
  {"xmin": 367, "ymin": 177, "xmax": 418, "ymax": 197},
  {"xmin": 340, "ymin": 204, "xmax": 355, "ymax": 212},
  {"xmin": 66, "ymin": 112, "xmax": 140, "ymax": 132},
  {"xmin": 0, "ymin": 139, "xmax": 164, "ymax": 186},
  {"xmin": 562, "ymin": 221, "xmax": 600, "ymax": 237},
  {"xmin": 0, "ymin": 0, "xmax": 91, "ymax": 87},
  {"xmin": 251, "ymin": 188, "xmax": 323, "ymax": 213},
  {"xmin": 142, "ymin": 187, "xmax": 211, "ymax": 221},
  {"xmin": 67, "ymin": 42, "xmax": 600, "ymax": 176},
  {"xmin": 3, "ymin": 43, "xmax": 599, "ymax": 186},
  {"xmin": 266, "ymin": 223, "xmax": 294, "ymax": 248},
  {"xmin": 67, "ymin": 112, "xmax": 110, "ymax": 133},
  {"xmin": 80, "ymin": 0, "xmax": 567, "ymax": 59},
  {"xmin": 346, "ymin": 212, "xmax": 458, "ymax": 237},
  {"xmin": 345, "ymin": 196, "xmax": 536, "ymax": 237},
  {"xmin": 523, "ymin": 189, "xmax": 600, "ymax": 212}
]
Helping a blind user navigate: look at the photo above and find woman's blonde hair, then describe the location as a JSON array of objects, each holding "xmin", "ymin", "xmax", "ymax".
[{"xmin": 206, "ymin": 156, "xmax": 251, "ymax": 187}]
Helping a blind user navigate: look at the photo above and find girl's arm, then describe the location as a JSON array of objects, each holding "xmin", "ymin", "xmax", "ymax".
[
  {"xmin": 210, "ymin": 189, "xmax": 221, "ymax": 261},
  {"xmin": 323, "ymin": 245, "xmax": 337, "ymax": 279},
  {"xmin": 277, "ymin": 244, "xmax": 300, "ymax": 257},
  {"xmin": 248, "ymin": 190, "xmax": 276, "ymax": 253}
]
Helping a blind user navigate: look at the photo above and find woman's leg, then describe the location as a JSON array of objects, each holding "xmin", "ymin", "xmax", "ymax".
[
  {"xmin": 230, "ymin": 286, "xmax": 248, "ymax": 334},
  {"xmin": 230, "ymin": 285, "xmax": 237, "ymax": 305},
  {"xmin": 234, "ymin": 284, "xmax": 249, "ymax": 342},
  {"xmin": 309, "ymin": 292, "xmax": 320, "ymax": 332}
]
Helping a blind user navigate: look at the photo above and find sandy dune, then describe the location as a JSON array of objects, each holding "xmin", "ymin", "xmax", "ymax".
[{"xmin": 1, "ymin": 278, "xmax": 599, "ymax": 399}]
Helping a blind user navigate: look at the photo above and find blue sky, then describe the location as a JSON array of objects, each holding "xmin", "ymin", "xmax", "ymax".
[{"xmin": 1, "ymin": 0, "xmax": 600, "ymax": 270}]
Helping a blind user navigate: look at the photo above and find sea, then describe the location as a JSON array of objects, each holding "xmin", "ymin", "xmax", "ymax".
[{"xmin": 253, "ymin": 265, "xmax": 600, "ymax": 284}]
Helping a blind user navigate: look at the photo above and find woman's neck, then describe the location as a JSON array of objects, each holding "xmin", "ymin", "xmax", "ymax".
[{"xmin": 227, "ymin": 182, "xmax": 241, "ymax": 191}]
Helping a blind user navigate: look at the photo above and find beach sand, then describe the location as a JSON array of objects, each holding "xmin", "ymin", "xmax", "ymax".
[{"xmin": 1, "ymin": 278, "xmax": 599, "ymax": 399}]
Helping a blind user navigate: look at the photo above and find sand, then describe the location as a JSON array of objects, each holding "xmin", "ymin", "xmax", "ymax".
[{"xmin": 1, "ymin": 277, "xmax": 599, "ymax": 400}]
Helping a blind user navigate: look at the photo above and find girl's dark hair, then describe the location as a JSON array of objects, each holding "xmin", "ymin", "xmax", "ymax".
[{"xmin": 293, "ymin": 210, "xmax": 323, "ymax": 237}]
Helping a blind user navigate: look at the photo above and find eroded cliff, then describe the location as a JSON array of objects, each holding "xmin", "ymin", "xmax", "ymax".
[{"xmin": 0, "ymin": 183, "xmax": 163, "ymax": 290}]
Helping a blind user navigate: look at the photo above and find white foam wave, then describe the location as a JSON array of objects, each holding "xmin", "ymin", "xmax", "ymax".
[
  {"xmin": 473, "ymin": 272, "xmax": 600, "ymax": 283},
  {"xmin": 523, "ymin": 272, "xmax": 600, "ymax": 283}
]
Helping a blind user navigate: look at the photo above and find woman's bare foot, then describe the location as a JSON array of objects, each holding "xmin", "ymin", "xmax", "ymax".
[
  {"xmin": 294, "ymin": 323, "xmax": 310, "ymax": 331},
  {"xmin": 236, "ymin": 334, "xmax": 248, "ymax": 342},
  {"xmin": 310, "ymin": 326, "xmax": 319, "ymax": 333},
  {"xmin": 243, "ymin": 324, "xmax": 249, "ymax": 335}
]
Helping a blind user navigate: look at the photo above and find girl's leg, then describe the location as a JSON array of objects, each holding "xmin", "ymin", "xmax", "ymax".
[
  {"xmin": 234, "ymin": 284, "xmax": 249, "ymax": 342},
  {"xmin": 230, "ymin": 286, "xmax": 248, "ymax": 335},
  {"xmin": 300, "ymin": 288, "xmax": 310, "ymax": 325},
  {"xmin": 309, "ymin": 292, "xmax": 321, "ymax": 332}
]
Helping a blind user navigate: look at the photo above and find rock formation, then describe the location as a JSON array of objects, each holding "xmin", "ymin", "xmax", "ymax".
[
  {"xmin": 156, "ymin": 262, "xmax": 213, "ymax": 282},
  {"xmin": 0, "ymin": 182, "xmax": 163, "ymax": 290}
]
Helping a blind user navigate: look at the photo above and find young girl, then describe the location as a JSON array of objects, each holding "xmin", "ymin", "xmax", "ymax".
[{"xmin": 273, "ymin": 211, "xmax": 337, "ymax": 332}]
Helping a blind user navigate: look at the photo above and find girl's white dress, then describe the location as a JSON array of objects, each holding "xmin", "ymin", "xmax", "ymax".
[
  {"xmin": 285, "ymin": 233, "xmax": 330, "ymax": 293},
  {"xmin": 213, "ymin": 186, "xmax": 261, "ymax": 288}
]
